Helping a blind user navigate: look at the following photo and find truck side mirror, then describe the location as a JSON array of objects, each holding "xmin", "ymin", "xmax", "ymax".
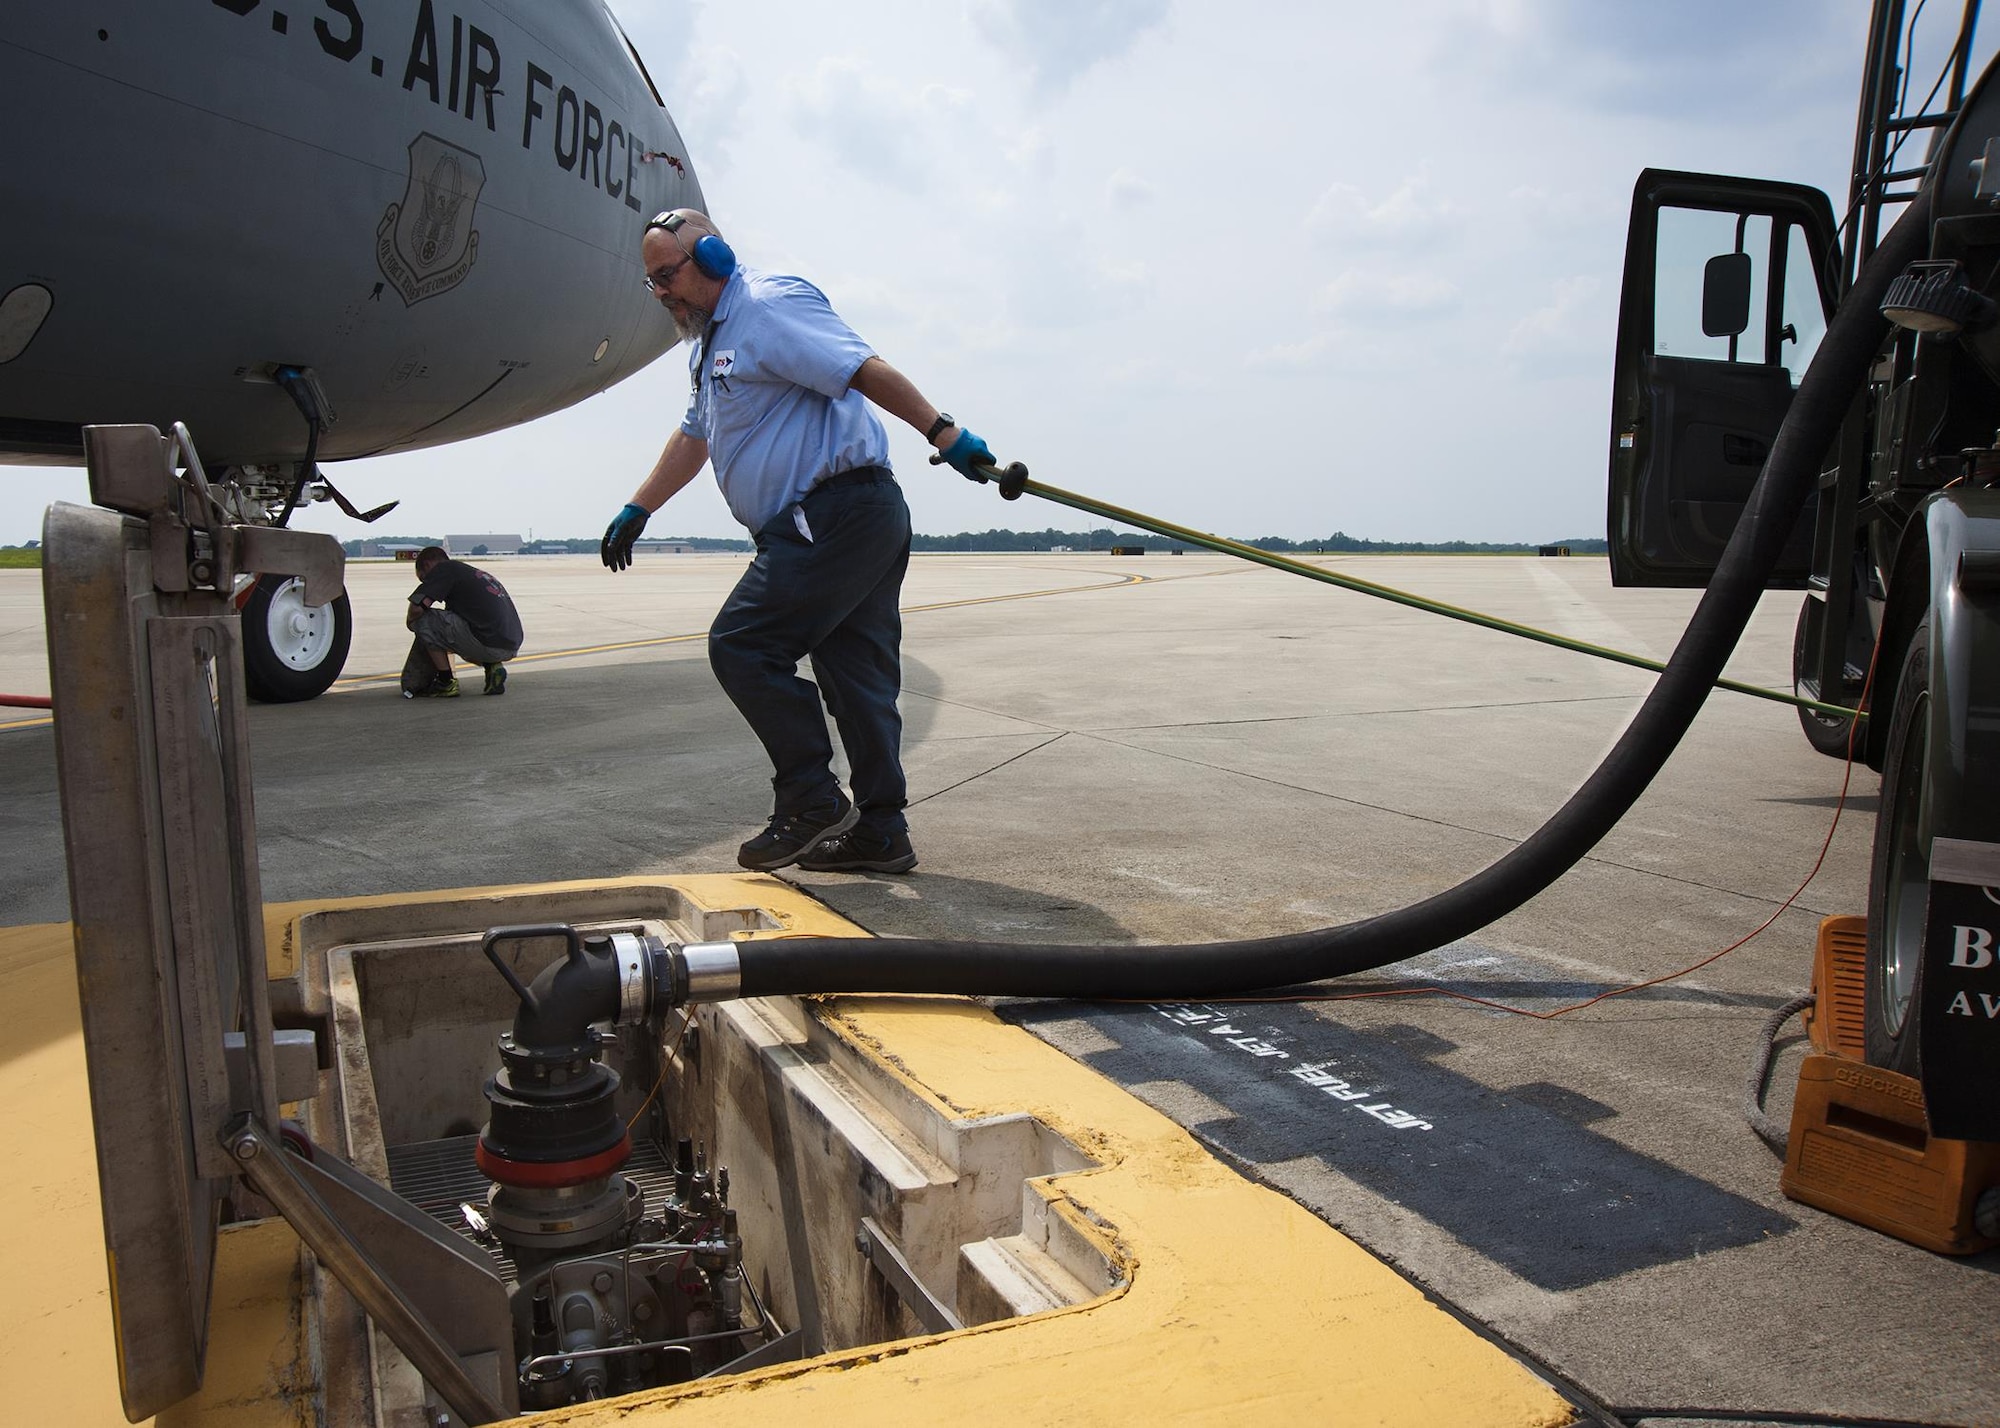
[{"xmin": 1702, "ymin": 252, "xmax": 1752, "ymax": 338}]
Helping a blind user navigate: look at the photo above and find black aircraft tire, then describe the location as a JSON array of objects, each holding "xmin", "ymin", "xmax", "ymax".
[
  {"xmin": 1793, "ymin": 596, "xmax": 1860, "ymax": 759},
  {"xmin": 1863, "ymin": 618, "xmax": 1930, "ymax": 1074},
  {"xmin": 241, "ymin": 574, "xmax": 352, "ymax": 703}
]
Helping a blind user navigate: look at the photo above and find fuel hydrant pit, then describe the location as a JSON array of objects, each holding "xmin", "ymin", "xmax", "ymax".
[
  {"xmin": 384, "ymin": 1133, "xmax": 679, "ymax": 1287},
  {"xmin": 309, "ymin": 906, "xmax": 1110, "ymax": 1423}
]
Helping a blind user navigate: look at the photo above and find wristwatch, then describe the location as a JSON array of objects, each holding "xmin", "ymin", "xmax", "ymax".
[{"xmin": 925, "ymin": 411, "xmax": 954, "ymax": 443}]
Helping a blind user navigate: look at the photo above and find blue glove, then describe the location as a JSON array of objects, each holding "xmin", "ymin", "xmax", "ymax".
[
  {"xmin": 939, "ymin": 427, "xmax": 994, "ymax": 482},
  {"xmin": 601, "ymin": 502, "xmax": 649, "ymax": 571}
]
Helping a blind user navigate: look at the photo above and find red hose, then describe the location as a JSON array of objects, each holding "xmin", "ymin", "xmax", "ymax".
[{"xmin": 0, "ymin": 695, "xmax": 52, "ymax": 709}]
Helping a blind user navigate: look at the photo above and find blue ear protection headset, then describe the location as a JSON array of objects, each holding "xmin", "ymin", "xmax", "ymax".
[{"xmin": 646, "ymin": 210, "xmax": 736, "ymax": 280}]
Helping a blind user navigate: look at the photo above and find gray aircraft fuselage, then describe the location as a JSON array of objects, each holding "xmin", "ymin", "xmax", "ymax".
[{"xmin": 1, "ymin": 0, "xmax": 701, "ymax": 466}]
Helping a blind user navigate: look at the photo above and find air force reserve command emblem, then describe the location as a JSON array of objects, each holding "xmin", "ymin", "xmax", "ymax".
[{"xmin": 377, "ymin": 133, "xmax": 486, "ymax": 306}]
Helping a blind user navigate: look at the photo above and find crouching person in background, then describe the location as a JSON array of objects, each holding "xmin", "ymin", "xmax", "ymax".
[{"xmin": 402, "ymin": 545, "xmax": 523, "ymax": 698}]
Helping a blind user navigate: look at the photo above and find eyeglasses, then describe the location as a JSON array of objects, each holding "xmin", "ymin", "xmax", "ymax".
[{"xmin": 642, "ymin": 256, "xmax": 690, "ymax": 294}]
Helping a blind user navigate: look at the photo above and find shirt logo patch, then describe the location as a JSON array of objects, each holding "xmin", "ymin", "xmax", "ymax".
[{"xmin": 711, "ymin": 349, "xmax": 736, "ymax": 380}]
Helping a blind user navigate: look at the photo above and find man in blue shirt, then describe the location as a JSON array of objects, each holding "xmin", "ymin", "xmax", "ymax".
[{"xmin": 601, "ymin": 209, "xmax": 996, "ymax": 875}]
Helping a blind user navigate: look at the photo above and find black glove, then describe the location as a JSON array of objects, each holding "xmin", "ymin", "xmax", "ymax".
[{"xmin": 601, "ymin": 502, "xmax": 649, "ymax": 571}]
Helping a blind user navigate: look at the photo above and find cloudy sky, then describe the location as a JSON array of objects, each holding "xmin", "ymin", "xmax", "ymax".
[{"xmin": 7, "ymin": 0, "xmax": 1980, "ymax": 546}]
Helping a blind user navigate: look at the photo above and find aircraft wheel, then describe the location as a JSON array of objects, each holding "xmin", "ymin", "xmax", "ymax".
[
  {"xmin": 1793, "ymin": 596, "xmax": 1860, "ymax": 759},
  {"xmin": 241, "ymin": 574, "xmax": 351, "ymax": 703},
  {"xmin": 1863, "ymin": 618, "xmax": 1929, "ymax": 1074}
]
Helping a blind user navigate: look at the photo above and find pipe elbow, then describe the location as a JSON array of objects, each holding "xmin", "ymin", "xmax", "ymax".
[{"xmin": 511, "ymin": 933, "xmax": 623, "ymax": 1054}]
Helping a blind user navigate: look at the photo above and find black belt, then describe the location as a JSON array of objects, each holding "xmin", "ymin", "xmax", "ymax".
[{"xmin": 812, "ymin": 464, "xmax": 892, "ymax": 492}]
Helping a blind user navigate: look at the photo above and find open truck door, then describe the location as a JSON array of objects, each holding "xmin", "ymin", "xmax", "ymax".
[{"xmin": 1608, "ymin": 169, "xmax": 1840, "ymax": 588}]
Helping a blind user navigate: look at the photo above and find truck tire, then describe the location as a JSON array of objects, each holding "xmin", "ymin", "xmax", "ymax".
[
  {"xmin": 1793, "ymin": 596, "xmax": 1861, "ymax": 759},
  {"xmin": 241, "ymin": 574, "xmax": 351, "ymax": 703},
  {"xmin": 1863, "ymin": 617, "xmax": 1929, "ymax": 1074}
]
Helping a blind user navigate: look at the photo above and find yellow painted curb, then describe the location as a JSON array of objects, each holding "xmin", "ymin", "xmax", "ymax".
[
  {"xmin": 0, "ymin": 926, "xmax": 312, "ymax": 1427},
  {"xmin": 3, "ymin": 882, "xmax": 1574, "ymax": 1427}
]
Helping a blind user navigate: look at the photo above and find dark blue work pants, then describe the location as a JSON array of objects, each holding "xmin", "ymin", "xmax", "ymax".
[{"xmin": 709, "ymin": 470, "xmax": 912, "ymax": 836}]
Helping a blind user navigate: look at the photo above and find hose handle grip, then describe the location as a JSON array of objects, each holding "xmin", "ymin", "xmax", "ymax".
[
  {"xmin": 480, "ymin": 923, "xmax": 583, "ymax": 1015},
  {"xmin": 929, "ymin": 452, "xmax": 1030, "ymax": 499}
]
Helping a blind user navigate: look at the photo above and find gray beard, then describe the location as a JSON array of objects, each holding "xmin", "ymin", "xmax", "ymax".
[{"xmin": 674, "ymin": 305, "xmax": 712, "ymax": 345}]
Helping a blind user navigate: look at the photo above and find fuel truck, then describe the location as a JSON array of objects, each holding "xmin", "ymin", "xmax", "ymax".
[{"xmin": 1605, "ymin": 0, "xmax": 2000, "ymax": 1198}]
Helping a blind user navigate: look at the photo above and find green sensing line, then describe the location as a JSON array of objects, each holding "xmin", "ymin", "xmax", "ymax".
[{"xmin": 961, "ymin": 461, "xmax": 1862, "ymax": 722}]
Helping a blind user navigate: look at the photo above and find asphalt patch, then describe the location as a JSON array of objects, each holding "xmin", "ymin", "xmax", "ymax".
[{"xmin": 1002, "ymin": 997, "xmax": 1795, "ymax": 1291}]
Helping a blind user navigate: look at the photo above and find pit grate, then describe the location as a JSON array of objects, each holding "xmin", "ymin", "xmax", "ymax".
[{"xmin": 385, "ymin": 1134, "xmax": 678, "ymax": 1287}]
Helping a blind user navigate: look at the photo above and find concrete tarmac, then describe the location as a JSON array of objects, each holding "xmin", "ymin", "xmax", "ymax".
[{"xmin": 2, "ymin": 548, "xmax": 1994, "ymax": 1426}]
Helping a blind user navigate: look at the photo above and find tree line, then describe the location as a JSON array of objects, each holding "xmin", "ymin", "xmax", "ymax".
[
  {"xmin": 904, "ymin": 529, "xmax": 1608, "ymax": 554},
  {"xmin": 343, "ymin": 531, "xmax": 1607, "ymax": 557}
]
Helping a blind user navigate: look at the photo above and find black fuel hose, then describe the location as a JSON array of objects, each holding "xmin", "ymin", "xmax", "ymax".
[{"xmin": 737, "ymin": 189, "xmax": 1932, "ymax": 1003}]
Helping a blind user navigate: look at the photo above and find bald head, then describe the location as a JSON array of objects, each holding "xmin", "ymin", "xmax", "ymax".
[
  {"xmin": 648, "ymin": 207, "xmax": 719, "ymax": 242},
  {"xmin": 641, "ymin": 209, "xmax": 730, "ymax": 338},
  {"xmin": 642, "ymin": 209, "xmax": 727, "ymax": 275}
]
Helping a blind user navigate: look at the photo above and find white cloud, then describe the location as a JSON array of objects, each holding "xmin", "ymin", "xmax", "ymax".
[
  {"xmin": 672, "ymin": 44, "xmax": 750, "ymax": 179},
  {"xmin": 1501, "ymin": 183, "xmax": 1618, "ymax": 233},
  {"xmin": 1004, "ymin": 124, "xmax": 1057, "ymax": 172},
  {"xmin": 1001, "ymin": 225, "xmax": 1155, "ymax": 332},
  {"xmin": 781, "ymin": 58, "xmax": 972, "ymax": 193},
  {"xmin": 1305, "ymin": 170, "xmax": 1461, "ymax": 250},
  {"xmin": 1241, "ymin": 261, "xmax": 1465, "ymax": 379},
  {"xmin": 969, "ymin": 0, "xmax": 1170, "ymax": 91},
  {"xmin": 1245, "ymin": 335, "xmax": 1333, "ymax": 370},
  {"xmin": 1106, "ymin": 167, "xmax": 1157, "ymax": 211},
  {"xmin": 1313, "ymin": 268, "xmax": 1462, "ymax": 321},
  {"xmin": 1501, "ymin": 274, "xmax": 1606, "ymax": 367},
  {"xmin": 1432, "ymin": 0, "xmax": 1864, "ymax": 124}
]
